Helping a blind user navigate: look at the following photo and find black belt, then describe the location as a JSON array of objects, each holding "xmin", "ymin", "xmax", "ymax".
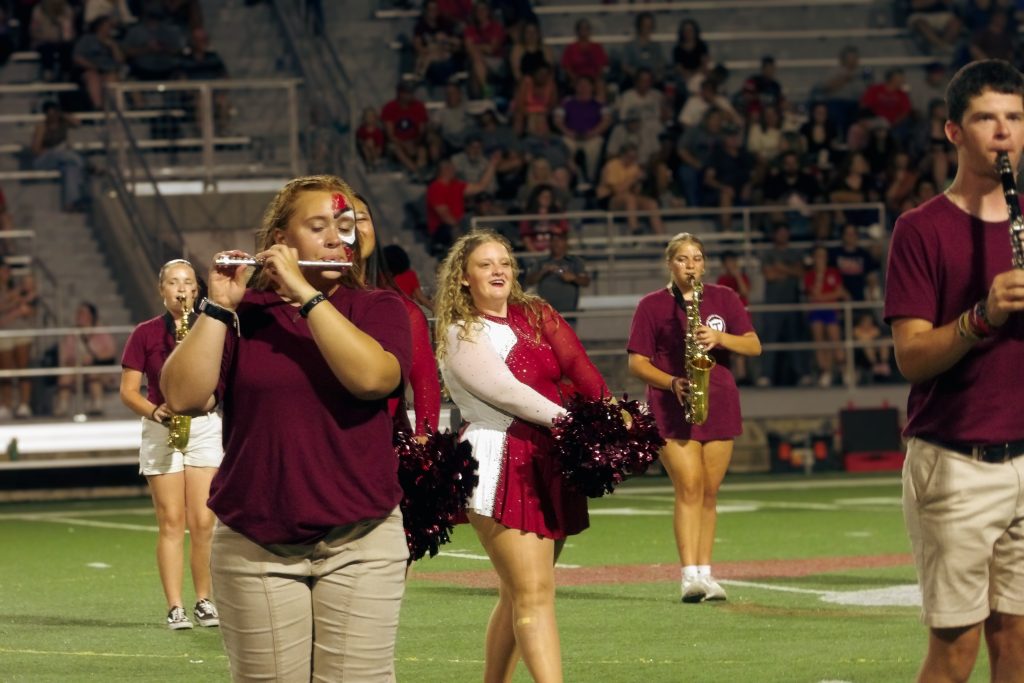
[{"xmin": 924, "ymin": 437, "xmax": 1024, "ymax": 464}]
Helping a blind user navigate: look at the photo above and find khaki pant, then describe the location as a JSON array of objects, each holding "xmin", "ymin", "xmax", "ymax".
[
  {"xmin": 211, "ymin": 507, "xmax": 408, "ymax": 682},
  {"xmin": 903, "ymin": 438, "xmax": 1024, "ymax": 628}
]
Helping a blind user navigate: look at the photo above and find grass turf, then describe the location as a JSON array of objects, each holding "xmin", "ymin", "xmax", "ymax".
[{"xmin": 0, "ymin": 475, "xmax": 993, "ymax": 681}]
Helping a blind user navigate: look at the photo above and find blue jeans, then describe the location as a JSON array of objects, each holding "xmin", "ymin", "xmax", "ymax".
[{"xmin": 33, "ymin": 148, "xmax": 85, "ymax": 209}]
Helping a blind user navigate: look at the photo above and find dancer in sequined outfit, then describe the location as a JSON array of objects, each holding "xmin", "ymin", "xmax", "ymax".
[{"xmin": 435, "ymin": 230, "xmax": 608, "ymax": 683}]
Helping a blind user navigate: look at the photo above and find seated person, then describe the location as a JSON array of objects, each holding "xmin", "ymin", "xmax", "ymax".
[
  {"xmin": 121, "ymin": 8, "xmax": 186, "ymax": 81},
  {"xmin": 72, "ymin": 15, "xmax": 125, "ymax": 111},
  {"xmin": 55, "ymin": 302, "xmax": 118, "ymax": 416},
  {"xmin": 852, "ymin": 311, "xmax": 892, "ymax": 382}
]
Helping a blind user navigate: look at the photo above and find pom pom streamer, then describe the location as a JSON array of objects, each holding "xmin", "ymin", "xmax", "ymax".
[
  {"xmin": 395, "ymin": 429, "xmax": 479, "ymax": 561},
  {"xmin": 551, "ymin": 395, "xmax": 664, "ymax": 498}
]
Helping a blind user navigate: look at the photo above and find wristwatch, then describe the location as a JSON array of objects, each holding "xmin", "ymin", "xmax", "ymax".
[{"xmin": 198, "ymin": 297, "xmax": 236, "ymax": 328}]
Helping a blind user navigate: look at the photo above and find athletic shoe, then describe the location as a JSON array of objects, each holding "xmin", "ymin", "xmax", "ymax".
[
  {"xmin": 167, "ymin": 606, "xmax": 193, "ymax": 630},
  {"xmin": 703, "ymin": 577, "xmax": 728, "ymax": 601},
  {"xmin": 681, "ymin": 578, "xmax": 706, "ymax": 603},
  {"xmin": 14, "ymin": 403, "xmax": 31, "ymax": 419},
  {"xmin": 193, "ymin": 599, "xmax": 219, "ymax": 627}
]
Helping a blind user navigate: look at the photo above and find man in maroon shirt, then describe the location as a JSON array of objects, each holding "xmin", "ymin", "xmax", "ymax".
[{"xmin": 884, "ymin": 59, "xmax": 1024, "ymax": 683}]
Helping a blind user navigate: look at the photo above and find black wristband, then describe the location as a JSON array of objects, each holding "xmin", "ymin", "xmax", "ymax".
[
  {"xmin": 299, "ymin": 292, "xmax": 327, "ymax": 318},
  {"xmin": 198, "ymin": 297, "xmax": 237, "ymax": 329}
]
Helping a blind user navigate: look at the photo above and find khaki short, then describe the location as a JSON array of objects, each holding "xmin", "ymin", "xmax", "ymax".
[{"xmin": 903, "ymin": 437, "xmax": 1024, "ymax": 628}]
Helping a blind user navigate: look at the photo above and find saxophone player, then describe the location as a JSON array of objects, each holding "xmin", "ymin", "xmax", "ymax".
[
  {"xmin": 120, "ymin": 259, "xmax": 223, "ymax": 630},
  {"xmin": 885, "ymin": 60, "xmax": 1024, "ymax": 683},
  {"xmin": 627, "ymin": 233, "xmax": 761, "ymax": 603}
]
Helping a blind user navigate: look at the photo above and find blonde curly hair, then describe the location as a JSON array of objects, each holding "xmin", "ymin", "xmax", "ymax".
[
  {"xmin": 434, "ymin": 230, "xmax": 548, "ymax": 361},
  {"xmin": 250, "ymin": 175, "xmax": 364, "ymax": 291}
]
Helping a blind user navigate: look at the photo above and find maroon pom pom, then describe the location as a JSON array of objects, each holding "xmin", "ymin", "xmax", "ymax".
[
  {"xmin": 395, "ymin": 429, "xmax": 478, "ymax": 561},
  {"xmin": 551, "ymin": 395, "xmax": 664, "ymax": 498}
]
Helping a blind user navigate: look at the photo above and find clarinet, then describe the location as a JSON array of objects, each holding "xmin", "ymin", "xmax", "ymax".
[{"xmin": 996, "ymin": 151, "xmax": 1024, "ymax": 268}]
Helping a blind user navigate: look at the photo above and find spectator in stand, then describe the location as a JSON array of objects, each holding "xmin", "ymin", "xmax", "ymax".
[
  {"xmin": 645, "ymin": 158, "xmax": 687, "ymax": 209},
  {"xmin": 911, "ymin": 62, "xmax": 949, "ymax": 118},
  {"xmin": 702, "ymin": 125, "xmax": 755, "ymax": 231},
  {"xmin": 521, "ymin": 113, "xmax": 575, "ymax": 182},
  {"xmin": 519, "ymin": 184, "xmax": 569, "ymax": 253},
  {"xmin": 83, "ymin": 0, "xmax": 136, "ymax": 27},
  {"xmin": 0, "ymin": 265, "xmax": 38, "ymax": 419},
  {"xmin": 622, "ymin": 11, "xmax": 666, "ymax": 87},
  {"xmin": 436, "ymin": 0, "xmax": 474, "ymax": 26},
  {"xmin": 381, "ymin": 81, "xmax": 431, "ymax": 182},
  {"xmin": 862, "ymin": 120, "xmax": 899, "ymax": 178},
  {"xmin": 852, "ymin": 311, "xmax": 892, "ymax": 382},
  {"xmin": 511, "ymin": 62, "xmax": 557, "ymax": 135},
  {"xmin": 181, "ymin": 27, "xmax": 231, "ymax": 132},
  {"xmin": 489, "ymin": 0, "xmax": 536, "ymax": 43},
  {"xmin": 554, "ymin": 75, "xmax": 611, "ymax": 185},
  {"xmin": 617, "ymin": 67, "xmax": 668, "ymax": 161},
  {"xmin": 799, "ymin": 102, "xmax": 840, "ymax": 170},
  {"xmin": 433, "ymin": 82, "xmax": 475, "ymax": 155},
  {"xmin": 676, "ymin": 107, "xmax": 725, "ymax": 208},
  {"xmin": 906, "ymin": 0, "xmax": 963, "ymax": 54},
  {"xmin": 717, "ymin": 249, "xmax": 752, "ymax": 383},
  {"xmin": 884, "ymin": 151, "xmax": 920, "ymax": 215},
  {"xmin": 678, "ymin": 76, "xmax": 742, "ymax": 129},
  {"xmin": 606, "ymin": 109, "xmax": 657, "ymax": 168},
  {"xmin": 968, "ymin": 9, "xmax": 1017, "ymax": 62},
  {"xmin": 382, "ymin": 244, "xmax": 434, "ymax": 313},
  {"xmin": 31, "ymin": 101, "xmax": 87, "ymax": 213},
  {"xmin": 757, "ymin": 222, "xmax": 807, "ymax": 387},
  {"xmin": 162, "ymin": 0, "xmax": 203, "ymax": 32},
  {"xmin": 738, "ymin": 56, "xmax": 784, "ymax": 119},
  {"xmin": 560, "ymin": 18, "xmax": 610, "ymax": 102},
  {"xmin": 762, "ymin": 151, "xmax": 822, "ymax": 238},
  {"xmin": 912, "ymin": 98, "xmax": 956, "ymax": 188},
  {"xmin": 463, "ymin": 1, "xmax": 508, "ymax": 98},
  {"xmin": 515, "ymin": 156, "xmax": 572, "ymax": 210},
  {"xmin": 55, "ymin": 301, "xmax": 118, "ymax": 416},
  {"xmin": 860, "ymin": 68, "xmax": 913, "ymax": 142},
  {"xmin": 470, "ymin": 191, "xmax": 520, "ymax": 247},
  {"xmin": 829, "ymin": 223, "xmax": 880, "ymax": 303},
  {"xmin": 477, "ymin": 107, "xmax": 525, "ymax": 199},
  {"xmin": 829, "ymin": 152, "xmax": 879, "ymax": 226},
  {"xmin": 72, "ymin": 15, "xmax": 125, "ymax": 111},
  {"xmin": 596, "ymin": 143, "xmax": 665, "ymax": 235},
  {"xmin": 31, "ymin": 0, "xmax": 76, "ymax": 82},
  {"xmin": 452, "ymin": 134, "xmax": 498, "ymax": 195},
  {"xmin": 803, "ymin": 244, "xmax": 848, "ymax": 387},
  {"xmin": 746, "ymin": 104, "xmax": 784, "ymax": 168},
  {"xmin": 815, "ymin": 45, "xmax": 869, "ymax": 136},
  {"xmin": 122, "ymin": 7, "xmax": 186, "ymax": 81},
  {"xmin": 412, "ymin": 0, "xmax": 462, "ymax": 87},
  {"xmin": 426, "ymin": 155, "xmax": 499, "ymax": 254},
  {"xmin": 509, "ymin": 19, "xmax": 553, "ymax": 84},
  {"xmin": 356, "ymin": 107, "xmax": 385, "ymax": 171},
  {"xmin": 523, "ymin": 224, "xmax": 590, "ymax": 316},
  {"xmin": 672, "ymin": 18, "xmax": 710, "ymax": 91}
]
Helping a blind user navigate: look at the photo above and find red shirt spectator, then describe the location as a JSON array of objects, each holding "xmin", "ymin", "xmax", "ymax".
[
  {"xmin": 381, "ymin": 86, "xmax": 429, "ymax": 143},
  {"xmin": 717, "ymin": 271, "xmax": 751, "ymax": 306},
  {"xmin": 426, "ymin": 175, "xmax": 468, "ymax": 235},
  {"xmin": 860, "ymin": 69, "xmax": 912, "ymax": 125},
  {"xmin": 560, "ymin": 19, "xmax": 608, "ymax": 81},
  {"xmin": 464, "ymin": 6, "xmax": 507, "ymax": 59},
  {"xmin": 436, "ymin": 0, "xmax": 473, "ymax": 24},
  {"xmin": 803, "ymin": 265, "xmax": 844, "ymax": 301}
]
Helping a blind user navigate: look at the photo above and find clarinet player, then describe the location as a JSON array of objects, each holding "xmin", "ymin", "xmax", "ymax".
[
  {"xmin": 627, "ymin": 233, "xmax": 760, "ymax": 603},
  {"xmin": 885, "ymin": 59, "xmax": 1024, "ymax": 683},
  {"xmin": 120, "ymin": 259, "xmax": 223, "ymax": 630}
]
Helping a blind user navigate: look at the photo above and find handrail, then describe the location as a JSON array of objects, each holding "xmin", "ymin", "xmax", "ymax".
[{"xmin": 376, "ymin": 0, "xmax": 872, "ymax": 19}]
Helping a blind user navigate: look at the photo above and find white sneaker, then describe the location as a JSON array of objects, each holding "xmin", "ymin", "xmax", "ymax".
[
  {"xmin": 703, "ymin": 576, "xmax": 728, "ymax": 601},
  {"xmin": 681, "ymin": 578, "xmax": 706, "ymax": 603},
  {"xmin": 0, "ymin": 406, "xmax": 12, "ymax": 420},
  {"xmin": 14, "ymin": 403, "xmax": 31, "ymax": 419}
]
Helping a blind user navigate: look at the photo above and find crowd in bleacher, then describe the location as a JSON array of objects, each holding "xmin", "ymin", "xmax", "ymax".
[{"xmin": 355, "ymin": 0, "xmax": 1022, "ymax": 388}]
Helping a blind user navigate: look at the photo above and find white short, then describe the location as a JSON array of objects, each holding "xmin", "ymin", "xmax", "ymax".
[{"xmin": 139, "ymin": 413, "xmax": 224, "ymax": 476}]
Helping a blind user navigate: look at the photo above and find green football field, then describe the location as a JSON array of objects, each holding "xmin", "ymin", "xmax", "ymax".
[{"xmin": 0, "ymin": 474, "xmax": 990, "ymax": 682}]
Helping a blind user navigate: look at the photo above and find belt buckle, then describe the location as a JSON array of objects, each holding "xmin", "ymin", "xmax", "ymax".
[{"xmin": 975, "ymin": 443, "xmax": 1009, "ymax": 463}]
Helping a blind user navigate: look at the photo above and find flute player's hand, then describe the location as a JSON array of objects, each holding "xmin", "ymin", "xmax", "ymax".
[
  {"xmin": 210, "ymin": 250, "xmax": 252, "ymax": 310},
  {"xmin": 254, "ymin": 244, "xmax": 317, "ymax": 306}
]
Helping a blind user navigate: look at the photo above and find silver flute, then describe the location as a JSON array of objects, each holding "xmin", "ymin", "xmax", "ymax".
[
  {"xmin": 214, "ymin": 255, "xmax": 352, "ymax": 269},
  {"xmin": 996, "ymin": 151, "xmax": 1024, "ymax": 268}
]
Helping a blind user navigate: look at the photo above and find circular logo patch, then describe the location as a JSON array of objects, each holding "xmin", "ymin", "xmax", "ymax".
[{"xmin": 706, "ymin": 314, "xmax": 726, "ymax": 332}]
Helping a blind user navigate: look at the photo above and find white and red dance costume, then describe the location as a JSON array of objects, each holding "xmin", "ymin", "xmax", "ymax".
[
  {"xmin": 441, "ymin": 303, "xmax": 608, "ymax": 539},
  {"xmin": 389, "ymin": 297, "xmax": 441, "ymax": 435},
  {"xmin": 627, "ymin": 284, "xmax": 754, "ymax": 441}
]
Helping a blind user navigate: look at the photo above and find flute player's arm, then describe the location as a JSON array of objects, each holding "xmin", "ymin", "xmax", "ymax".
[{"xmin": 161, "ymin": 252, "xmax": 249, "ymax": 412}]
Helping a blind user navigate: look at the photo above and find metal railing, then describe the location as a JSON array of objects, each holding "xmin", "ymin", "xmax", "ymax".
[{"xmin": 104, "ymin": 79, "xmax": 303, "ymax": 187}]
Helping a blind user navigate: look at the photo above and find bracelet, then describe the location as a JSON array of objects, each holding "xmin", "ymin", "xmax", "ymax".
[
  {"xmin": 198, "ymin": 297, "xmax": 239, "ymax": 332},
  {"xmin": 969, "ymin": 301, "xmax": 995, "ymax": 338},
  {"xmin": 956, "ymin": 310, "xmax": 981, "ymax": 342},
  {"xmin": 150, "ymin": 406, "xmax": 159, "ymax": 421},
  {"xmin": 299, "ymin": 292, "xmax": 327, "ymax": 318}
]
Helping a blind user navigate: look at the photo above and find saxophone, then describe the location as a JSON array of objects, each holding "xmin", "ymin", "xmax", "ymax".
[
  {"xmin": 684, "ymin": 276, "xmax": 716, "ymax": 425},
  {"xmin": 166, "ymin": 294, "xmax": 192, "ymax": 450},
  {"xmin": 996, "ymin": 151, "xmax": 1024, "ymax": 268}
]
